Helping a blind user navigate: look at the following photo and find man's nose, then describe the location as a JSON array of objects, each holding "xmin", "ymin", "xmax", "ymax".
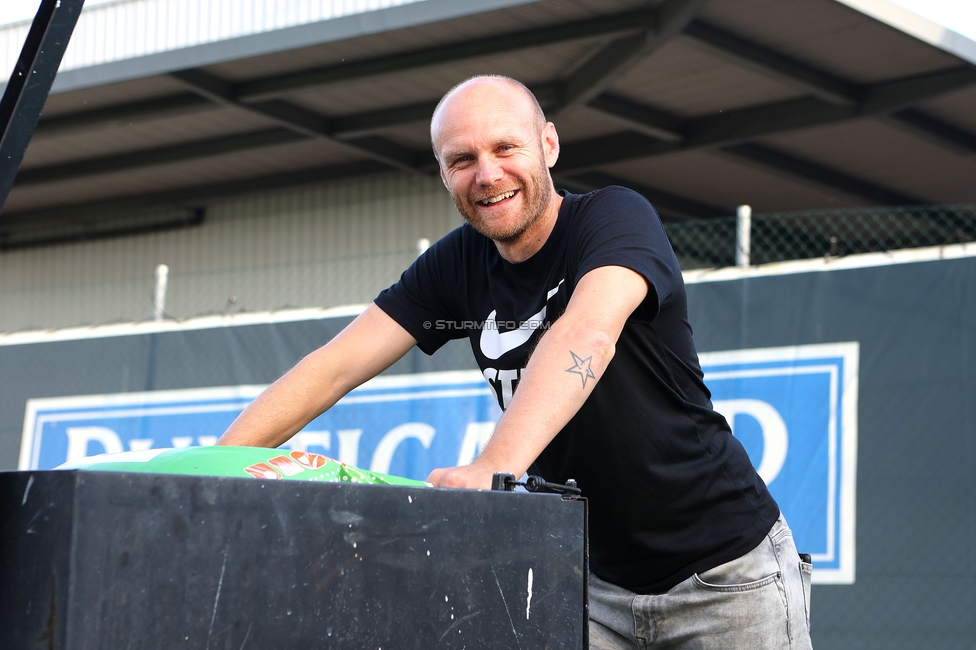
[{"xmin": 475, "ymin": 156, "xmax": 503, "ymax": 186}]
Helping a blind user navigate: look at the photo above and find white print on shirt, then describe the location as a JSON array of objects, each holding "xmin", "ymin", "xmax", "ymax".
[
  {"xmin": 479, "ymin": 279, "xmax": 564, "ymax": 360},
  {"xmin": 483, "ymin": 367, "xmax": 520, "ymax": 409},
  {"xmin": 479, "ymin": 279, "xmax": 564, "ymax": 409}
]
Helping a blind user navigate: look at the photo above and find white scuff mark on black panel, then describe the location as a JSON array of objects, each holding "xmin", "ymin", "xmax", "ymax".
[
  {"xmin": 330, "ymin": 510, "xmax": 365, "ymax": 525},
  {"xmin": 206, "ymin": 549, "xmax": 229, "ymax": 650},
  {"xmin": 437, "ymin": 610, "xmax": 484, "ymax": 643},
  {"xmin": 490, "ymin": 564, "xmax": 522, "ymax": 650},
  {"xmin": 25, "ymin": 507, "xmax": 44, "ymax": 534},
  {"xmin": 22, "ymin": 475, "xmax": 34, "ymax": 506},
  {"xmin": 238, "ymin": 621, "xmax": 253, "ymax": 650},
  {"xmin": 526, "ymin": 568, "xmax": 533, "ymax": 619}
]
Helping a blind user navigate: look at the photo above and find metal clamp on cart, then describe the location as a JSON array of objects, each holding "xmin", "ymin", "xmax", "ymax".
[{"xmin": 491, "ymin": 471, "xmax": 583, "ymax": 496}]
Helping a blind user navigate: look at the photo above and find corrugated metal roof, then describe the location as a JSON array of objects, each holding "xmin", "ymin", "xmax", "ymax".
[
  {"xmin": 1, "ymin": 0, "xmax": 974, "ymax": 240},
  {"xmin": 0, "ymin": 0, "xmax": 433, "ymax": 82}
]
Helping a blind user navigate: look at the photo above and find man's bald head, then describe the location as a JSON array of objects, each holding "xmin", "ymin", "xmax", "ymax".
[{"xmin": 430, "ymin": 75, "xmax": 546, "ymax": 160}]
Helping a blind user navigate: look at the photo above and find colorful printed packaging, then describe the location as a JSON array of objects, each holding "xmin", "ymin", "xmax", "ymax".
[{"xmin": 56, "ymin": 446, "xmax": 428, "ymax": 487}]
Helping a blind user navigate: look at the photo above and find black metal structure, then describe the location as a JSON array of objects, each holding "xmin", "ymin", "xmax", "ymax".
[
  {"xmin": 0, "ymin": 470, "xmax": 588, "ymax": 649},
  {"xmin": 1, "ymin": 0, "xmax": 974, "ymax": 246},
  {"xmin": 0, "ymin": 0, "xmax": 85, "ymax": 214}
]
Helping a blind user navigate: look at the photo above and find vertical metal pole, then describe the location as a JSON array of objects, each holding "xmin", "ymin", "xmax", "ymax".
[
  {"xmin": 153, "ymin": 264, "xmax": 169, "ymax": 321},
  {"xmin": 0, "ymin": 0, "xmax": 86, "ymax": 214},
  {"xmin": 736, "ymin": 204, "xmax": 751, "ymax": 267}
]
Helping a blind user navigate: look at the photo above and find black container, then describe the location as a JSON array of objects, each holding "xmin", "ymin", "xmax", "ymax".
[{"xmin": 0, "ymin": 470, "xmax": 587, "ymax": 649}]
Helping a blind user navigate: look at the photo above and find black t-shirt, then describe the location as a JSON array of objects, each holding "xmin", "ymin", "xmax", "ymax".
[{"xmin": 375, "ymin": 187, "xmax": 780, "ymax": 594}]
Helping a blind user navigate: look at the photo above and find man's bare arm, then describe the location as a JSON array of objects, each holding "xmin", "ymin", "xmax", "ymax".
[
  {"xmin": 427, "ymin": 265, "xmax": 649, "ymax": 488},
  {"xmin": 218, "ymin": 304, "xmax": 417, "ymax": 448}
]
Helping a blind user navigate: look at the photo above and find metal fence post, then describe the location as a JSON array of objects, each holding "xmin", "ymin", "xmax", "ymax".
[
  {"xmin": 736, "ymin": 204, "xmax": 752, "ymax": 267},
  {"xmin": 153, "ymin": 264, "xmax": 169, "ymax": 321}
]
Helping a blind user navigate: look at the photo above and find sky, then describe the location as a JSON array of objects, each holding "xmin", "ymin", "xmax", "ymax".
[{"xmin": 0, "ymin": 0, "xmax": 973, "ymax": 38}]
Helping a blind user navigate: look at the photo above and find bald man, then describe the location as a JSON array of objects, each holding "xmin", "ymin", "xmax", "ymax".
[{"xmin": 219, "ymin": 76, "xmax": 813, "ymax": 649}]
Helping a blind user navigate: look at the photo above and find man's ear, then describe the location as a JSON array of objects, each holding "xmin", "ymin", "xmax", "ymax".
[
  {"xmin": 439, "ymin": 165, "xmax": 449, "ymax": 189},
  {"xmin": 543, "ymin": 122, "xmax": 560, "ymax": 168}
]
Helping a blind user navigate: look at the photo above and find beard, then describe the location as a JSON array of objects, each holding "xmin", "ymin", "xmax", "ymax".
[{"xmin": 450, "ymin": 156, "xmax": 553, "ymax": 244}]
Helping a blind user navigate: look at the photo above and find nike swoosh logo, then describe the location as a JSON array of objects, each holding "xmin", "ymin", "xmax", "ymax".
[{"xmin": 480, "ymin": 280, "xmax": 564, "ymax": 360}]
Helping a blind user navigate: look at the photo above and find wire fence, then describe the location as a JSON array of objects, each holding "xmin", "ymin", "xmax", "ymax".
[
  {"xmin": 666, "ymin": 204, "xmax": 976, "ymax": 269},
  {"xmin": 3, "ymin": 203, "xmax": 976, "ymax": 333}
]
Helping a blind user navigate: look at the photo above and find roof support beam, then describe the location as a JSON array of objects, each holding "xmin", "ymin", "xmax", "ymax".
[
  {"xmin": 331, "ymin": 100, "xmax": 440, "ymax": 138},
  {"xmin": 680, "ymin": 20, "xmax": 857, "ymax": 106},
  {"xmin": 688, "ymin": 67, "xmax": 976, "ymax": 146},
  {"xmin": 561, "ymin": 66, "xmax": 976, "ymax": 171},
  {"xmin": 16, "ymin": 62, "xmax": 976, "ymax": 189},
  {"xmin": 233, "ymin": 9, "xmax": 657, "ymax": 102},
  {"xmin": 27, "ymin": 81, "xmax": 565, "ymax": 143},
  {"xmin": 552, "ymin": 0, "xmax": 710, "ymax": 114},
  {"xmin": 721, "ymin": 143, "xmax": 927, "ymax": 205},
  {"xmin": 170, "ymin": 69, "xmax": 427, "ymax": 173},
  {"xmin": 2, "ymin": 160, "xmax": 392, "ymax": 226},
  {"xmin": 30, "ymin": 3, "xmax": 956, "ymax": 143},
  {"xmin": 34, "ymin": 93, "xmax": 213, "ymax": 137},
  {"xmin": 0, "ymin": 208, "xmax": 205, "ymax": 251},
  {"xmin": 14, "ymin": 84, "xmax": 566, "ymax": 184},
  {"xmin": 17, "ymin": 5, "xmax": 972, "ymax": 158},
  {"xmin": 14, "ymin": 128, "xmax": 308, "ymax": 186},
  {"xmin": 859, "ymin": 67, "xmax": 976, "ymax": 112},
  {"xmin": 585, "ymin": 93, "xmax": 685, "ymax": 141},
  {"xmin": 554, "ymin": 32, "xmax": 656, "ymax": 113},
  {"xmin": 887, "ymin": 108, "xmax": 976, "ymax": 156}
]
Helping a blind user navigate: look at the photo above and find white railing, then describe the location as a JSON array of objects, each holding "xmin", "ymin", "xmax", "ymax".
[{"xmin": 1, "ymin": 0, "xmax": 428, "ymax": 82}]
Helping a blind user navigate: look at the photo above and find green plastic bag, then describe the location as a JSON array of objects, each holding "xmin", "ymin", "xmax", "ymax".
[{"xmin": 57, "ymin": 446, "xmax": 428, "ymax": 487}]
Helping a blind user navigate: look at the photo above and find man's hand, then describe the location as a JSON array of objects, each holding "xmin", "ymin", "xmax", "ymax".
[
  {"xmin": 427, "ymin": 266, "xmax": 648, "ymax": 491},
  {"xmin": 427, "ymin": 461, "xmax": 497, "ymax": 490}
]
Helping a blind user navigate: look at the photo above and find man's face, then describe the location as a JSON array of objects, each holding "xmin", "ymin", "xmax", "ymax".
[{"xmin": 432, "ymin": 82, "xmax": 559, "ymax": 244}]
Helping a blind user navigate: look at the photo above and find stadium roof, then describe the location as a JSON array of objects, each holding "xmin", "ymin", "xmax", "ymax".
[{"xmin": 2, "ymin": 0, "xmax": 975, "ymax": 244}]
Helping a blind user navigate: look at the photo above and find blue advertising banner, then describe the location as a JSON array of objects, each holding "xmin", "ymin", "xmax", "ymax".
[
  {"xmin": 20, "ymin": 343, "xmax": 858, "ymax": 584},
  {"xmin": 19, "ymin": 370, "xmax": 501, "ymax": 478},
  {"xmin": 700, "ymin": 343, "xmax": 858, "ymax": 585}
]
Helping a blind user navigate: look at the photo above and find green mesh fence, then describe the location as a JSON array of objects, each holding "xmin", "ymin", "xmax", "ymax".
[{"xmin": 666, "ymin": 204, "xmax": 976, "ymax": 269}]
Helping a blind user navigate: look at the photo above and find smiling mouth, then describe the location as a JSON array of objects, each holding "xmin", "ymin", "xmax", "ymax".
[{"xmin": 477, "ymin": 189, "xmax": 518, "ymax": 206}]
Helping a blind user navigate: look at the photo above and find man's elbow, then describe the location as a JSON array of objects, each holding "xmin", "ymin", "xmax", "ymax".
[
  {"xmin": 561, "ymin": 322, "xmax": 616, "ymax": 364},
  {"xmin": 591, "ymin": 328, "xmax": 616, "ymax": 364}
]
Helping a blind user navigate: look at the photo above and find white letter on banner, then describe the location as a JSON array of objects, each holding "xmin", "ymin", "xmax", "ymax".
[
  {"xmin": 289, "ymin": 431, "xmax": 332, "ymax": 453},
  {"xmin": 712, "ymin": 399, "xmax": 789, "ymax": 484},
  {"xmin": 457, "ymin": 422, "xmax": 496, "ymax": 465},
  {"xmin": 65, "ymin": 427, "xmax": 123, "ymax": 463},
  {"xmin": 284, "ymin": 430, "xmax": 360, "ymax": 465},
  {"xmin": 336, "ymin": 429, "xmax": 362, "ymax": 467},
  {"xmin": 369, "ymin": 423, "xmax": 435, "ymax": 474}
]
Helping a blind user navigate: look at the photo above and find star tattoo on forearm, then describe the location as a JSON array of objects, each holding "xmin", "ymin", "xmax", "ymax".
[{"xmin": 565, "ymin": 350, "xmax": 596, "ymax": 388}]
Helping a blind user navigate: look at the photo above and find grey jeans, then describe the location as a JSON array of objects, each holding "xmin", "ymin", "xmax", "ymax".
[{"xmin": 589, "ymin": 514, "xmax": 813, "ymax": 649}]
